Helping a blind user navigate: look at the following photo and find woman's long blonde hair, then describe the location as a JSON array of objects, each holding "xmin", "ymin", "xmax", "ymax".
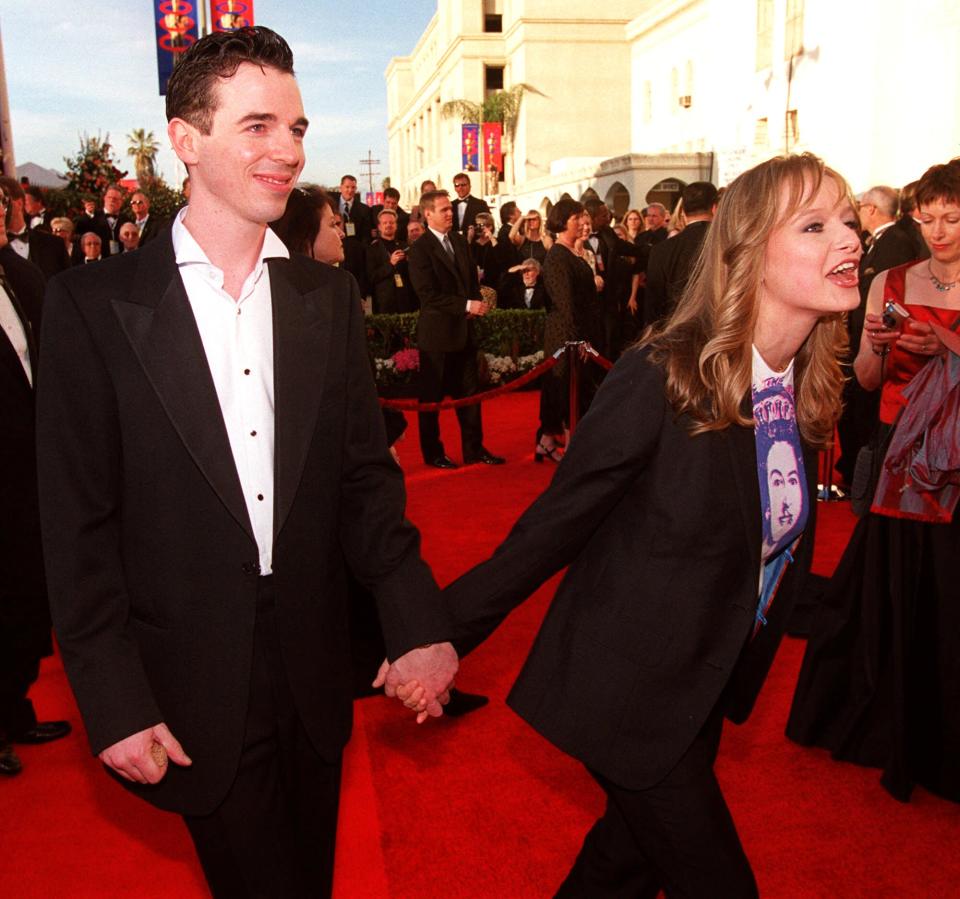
[{"xmin": 642, "ymin": 153, "xmax": 851, "ymax": 449}]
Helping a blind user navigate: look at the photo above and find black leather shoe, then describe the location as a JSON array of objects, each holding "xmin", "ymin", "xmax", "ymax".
[
  {"xmin": 443, "ymin": 689, "xmax": 490, "ymax": 718},
  {"xmin": 426, "ymin": 455, "xmax": 459, "ymax": 469},
  {"xmin": 465, "ymin": 448, "xmax": 505, "ymax": 466},
  {"xmin": 0, "ymin": 741, "xmax": 23, "ymax": 776},
  {"xmin": 12, "ymin": 721, "xmax": 72, "ymax": 745}
]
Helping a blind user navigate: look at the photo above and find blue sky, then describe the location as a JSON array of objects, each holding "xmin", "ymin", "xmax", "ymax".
[{"xmin": 2, "ymin": 0, "xmax": 437, "ymax": 189}]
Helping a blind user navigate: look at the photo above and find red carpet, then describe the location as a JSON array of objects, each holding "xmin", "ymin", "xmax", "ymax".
[{"xmin": 2, "ymin": 390, "xmax": 958, "ymax": 898}]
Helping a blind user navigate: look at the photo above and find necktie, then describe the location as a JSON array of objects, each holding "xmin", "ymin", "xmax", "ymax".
[
  {"xmin": 343, "ymin": 202, "xmax": 351, "ymax": 222},
  {"xmin": 442, "ymin": 234, "xmax": 455, "ymax": 259}
]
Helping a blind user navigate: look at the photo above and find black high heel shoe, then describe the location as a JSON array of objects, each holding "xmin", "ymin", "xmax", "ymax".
[{"xmin": 534, "ymin": 436, "xmax": 564, "ymax": 463}]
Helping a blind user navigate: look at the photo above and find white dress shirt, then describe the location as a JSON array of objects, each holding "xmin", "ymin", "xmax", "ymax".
[
  {"xmin": 0, "ymin": 283, "xmax": 32, "ymax": 385},
  {"xmin": 171, "ymin": 209, "xmax": 288, "ymax": 575}
]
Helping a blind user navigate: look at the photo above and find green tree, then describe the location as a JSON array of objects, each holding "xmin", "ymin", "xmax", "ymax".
[
  {"xmin": 126, "ymin": 128, "xmax": 161, "ymax": 187},
  {"xmin": 44, "ymin": 133, "xmax": 128, "ymax": 218}
]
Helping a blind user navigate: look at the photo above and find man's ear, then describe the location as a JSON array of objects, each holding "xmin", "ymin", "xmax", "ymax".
[{"xmin": 168, "ymin": 118, "xmax": 200, "ymax": 167}]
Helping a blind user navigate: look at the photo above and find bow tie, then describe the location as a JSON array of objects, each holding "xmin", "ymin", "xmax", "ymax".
[{"xmin": 9, "ymin": 231, "xmax": 28, "ymax": 244}]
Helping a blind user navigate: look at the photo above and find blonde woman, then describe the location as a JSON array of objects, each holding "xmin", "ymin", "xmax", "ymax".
[
  {"xmin": 403, "ymin": 154, "xmax": 860, "ymax": 896},
  {"xmin": 623, "ymin": 208, "xmax": 644, "ymax": 242},
  {"xmin": 510, "ymin": 208, "xmax": 553, "ymax": 263}
]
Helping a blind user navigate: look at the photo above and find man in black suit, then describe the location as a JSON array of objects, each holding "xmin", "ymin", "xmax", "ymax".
[
  {"xmin": 331, "ymin": 174, "xmax": 373, "ymax": 245},
  {"xmin": 498, "ymin": 258, "xmax": 549, "ymax": 310},
  {"xmin": 36, "ymin": 28, "xmax": 457, "ymax": 897},
  {"xmin": 407, "ymin": 189, "xmax": 504, "ymax": 469},
  {"xmin": 644, "ymin": 181, "xmax": 718, "ymax": 327},
  {"xmin": 450, "ymin": 172, "xmax": 489, "ymax": 238},
  {"xmin": 24, "ymin": 186, "xmax": 53, "ymax": 232},
  {"xmin": 75, "ymin": 184, "xmax": 132, "ymax": 258},
  {"xmin": 366, "ymin": 208, "xmax": 418, "ymax": 313},
  {"xmin": 637, "ymin": 203, "xmax": 669, "ymax": 249},
  {"xmin": 836, "ymin": 185, "xmax": 922, "ymax": 486},
  {"xmin": 130, "ymin": 191, "xmax": 164, "ymax": 246},
  {"xmin": 583, "ymin": 199, "xmax": 644, "ymax": 360},
  {"xmin": 369, "ymin": 187, "xmax": 410, "ymax": 244},
  {"xmin": 0, "ymin": 199, "xmax": 73, "ymax": 778},
  {"xmin": 0, "ymin": 177, "xmax": 71, "ymax": 281}
]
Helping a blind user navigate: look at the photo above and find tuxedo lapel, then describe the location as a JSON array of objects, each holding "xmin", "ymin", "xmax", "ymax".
[
  {"xmin": 270, "ymin": 257, "xmax": 332, "ymax": 540},
  {"xmin": 0, "ymin": 284, "xmax": 36, "ymax": 392},
  {"xmin": 428, "ymin": 230, "xmax": 462, "ymax": 285},
  {"xmin": 111, "ymin": 239, "xmax": 254, "ymax": 542}
]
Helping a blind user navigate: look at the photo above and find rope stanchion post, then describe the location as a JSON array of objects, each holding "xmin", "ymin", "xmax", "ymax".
[{"xmin": 566, "ymin": 343, "xmax": 581, "ymax": 435}]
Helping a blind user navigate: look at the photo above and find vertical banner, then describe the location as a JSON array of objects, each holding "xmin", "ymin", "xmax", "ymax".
[
  {"xmin": 482, "ymin": 123, "xmax": 503, "ymax": 174},
  {"xmin": 461, "ymin": 125, "xmax": 479, "ymax": 172},
  {"xmin": 210, "ymin": 0, "xmax": 254, "ymax": 31},
  {"xmin": 155, "ymin": 0, "xmax": 199, "ymax": 95},
  {"xmin": 365, "ymin": 191, "xmax": 384, "ymax": 207}
]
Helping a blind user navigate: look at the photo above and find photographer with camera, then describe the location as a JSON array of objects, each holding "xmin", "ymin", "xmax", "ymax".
[{"xmin": 789, "ymin": 160, "xmax": 960, "ymax": 807}]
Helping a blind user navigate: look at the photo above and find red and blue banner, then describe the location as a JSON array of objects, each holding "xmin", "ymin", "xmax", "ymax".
[
  {"xmin": 461, "ymin": 125, "xmax": 479, "ymax": 172},
  {"xmin": 482, "ymin": 123, "xmax": 503, "ymax": 174},
  {"xmin": 211, "ymin": 0, "xmax": 254, "ymax": 32},
  {"xmin": 154, "ymin": 0, "xmax": 199, "ymax": 95}
]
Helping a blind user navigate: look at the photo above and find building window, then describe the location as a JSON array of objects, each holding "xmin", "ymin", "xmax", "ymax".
[
  {"xmin": 754, "ymin": 117, "xmax": 769, "ymax": 151},
  {"xmin": 484, "ymin": 14, "xmax": 503, "ymax": 32},
  {"xmin": 485, "ymin": 65, "xmax": 504, "ymax": 92},
  {"xmin": 785, "ymin": 109, "xmax": 799, "ymax": 147},
  {"xmin": 756, "ymin": 0, "xmax": 774, "ymax": 70},
  {"xmin": 784, "ymin": 0, "xmax": 804, "ymax": 59}
]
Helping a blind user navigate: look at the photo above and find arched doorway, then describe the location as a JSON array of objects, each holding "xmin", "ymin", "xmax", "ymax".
[
  {"xmin": 646, "ymin": 178, "xmax": 686, "ymax": 215},
  {"xmin": 580, "ymin": 187, "xmax": 600, "ymax": 204},
  {"xmin": 604, "ymin": 182, "xmax": 630, "ymax": 219}
]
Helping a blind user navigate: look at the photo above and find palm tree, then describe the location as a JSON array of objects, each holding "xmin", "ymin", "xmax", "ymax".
[
  {"xmin": 441, "ymin": 84, "xmax": 536, "ymax": 189},
  {"xmin": 126, "ymin": 129, "xmax": 161, "ymax": 188}
]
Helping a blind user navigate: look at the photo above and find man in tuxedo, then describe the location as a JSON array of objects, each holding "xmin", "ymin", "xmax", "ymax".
[
  {"xmin": 644, "ymin": 181, "xmax": 718, "ymax": 327},
  {"xmin": 130, "ymin": 191, "xmax": 164, "ymax": 246},
  {"xmin": 369, "ymin": 187, "xmax": 410, "ymax": 244},
  {"xmin": 77, "ymin": 184, "xmax": 132, "ymax": 258},
  {"xmin": 450, "ymin": 172, "xmax": 489, "ymax": 238},
  {"xmin": 332, "ymin": 174, "xmax": 373, "ymax": 245},
  {"xmin": 498, "ymin": 258, "xmax": 549, "ymax": 310},
  {"xmin": 367, "ymin": 209, "xmax": 418, "ymax": 313},
  {"xmin": 24, "ymin": 186, "xmax": 53, "ymax": 232},
  {"xmin": 0, "ymin": 191, "xmax": 73, "ymax": 778},
  {"xmin": 77, "ymin": 232, "xmax": 102, "ymax": 264},
  {"xmin": 407, "ymin": 189, "xmax": 505, "ymax": 469},
  {"xmin": 36, "ymin": 27, "xmax": 456, "ymax": 897},
  {"xmin": 0, "ymin": 177, "xmax": 71, "ymax": 281},
  {"xmin": 638, "ymin": 203, "xmax": 669, "ymax": 248},
  {"xmin": 119, "ymin": 222, "xmax": 140, "ymax": 253}
]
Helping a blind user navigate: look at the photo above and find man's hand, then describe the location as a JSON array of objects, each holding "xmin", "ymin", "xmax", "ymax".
[
  {"xmin": 389, "ymin": 249, "xmax": 406, "ymax": 266},
  {"xmin": 373, "ymin": 642, "xmax": 459, "ymax": 724},
  {"xmin": 466, "ymin": 299, "xmax": 487, "ymax": 316},
  {"xmin": 98, "ymin": 722, "xmax": 192, "ymax": 784}
]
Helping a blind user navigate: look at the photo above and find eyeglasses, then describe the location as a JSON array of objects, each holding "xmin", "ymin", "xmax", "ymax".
[
  {"xmin": 131, "ymin": 199, "xmax": 147, "ymax": 206},
  {"xmin": 52, "ymin": 227, "xmax": 71, "ymax": 235},
  {"xmin": 454, "ymin": 182, "xmax": 469, "ymax": 189}
]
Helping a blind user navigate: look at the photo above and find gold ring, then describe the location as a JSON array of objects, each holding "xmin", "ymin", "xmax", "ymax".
[{"xmin": 150, "ymin": 742, "xmax": 168, "ymax": 768}]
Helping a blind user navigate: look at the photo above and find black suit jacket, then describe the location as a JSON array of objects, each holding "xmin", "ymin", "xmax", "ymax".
[
  {"xmin": 644, "ymin": 220, "xmax": 711, "ymax": 326},
  {"xmin": 452, "ymin": 195, "xmax": 490, "ymax": 236},
  {"xmin": 445, "ymin": 348, "xmax": 816, "ymax": 790},
  {"xmin": 27, "ymin": 209, "xmax": 54, "ymax": 233},
  {"xmin": 497, "ymin": 272, "xmax": 549, "ymax": 311},
  {"xmin": 407, "ymin": 229, "xmax": 479, "ymax": 353},
  {"xmin": 366, "ymin": 239, "xmax": 418, "ymax": 313},
  {"xmin": 0, "ymin": 249, "xmax": 51, "ymax": 662},
  {"xmin": 593, "ymin": 225, "xmax": 644, "ymax": 308},
  {"xmin": 13, "ymin": 228, "xmax": 70, "ymax": 281},
  {"xmin": 136, "ymin": 215, "xmax": 166, "ymax": 246},
  {"xmin": 75, "ymin": 211, "xmax": 133, "ymax": 258},
  {"xmin": 331, "ymin": 193, "xmax": 374, "ymax": 245},
  {"xmin": 36, "ymin": 234, "xmax": 450, "ymax": 815}
]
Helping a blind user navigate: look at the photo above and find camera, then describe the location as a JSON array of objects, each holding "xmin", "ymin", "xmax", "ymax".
[{"xmin": 881, "ymin": 301, "xmax": 910, "ymax": 330}]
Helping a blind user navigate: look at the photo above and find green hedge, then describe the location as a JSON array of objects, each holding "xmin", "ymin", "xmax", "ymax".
[{"xmin": 366, "ymin": 308, "xmax": 546, "ymax": 359}]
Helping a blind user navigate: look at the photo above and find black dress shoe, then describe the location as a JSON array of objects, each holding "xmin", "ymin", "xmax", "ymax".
[
  {"xmin": 443, "ymin": 689, "xmax": 490, "ymax": 718},
  {"xmin": 465, "ymin": 448, "xmax": 505, "ymax": 466},
  {"xmin": 426, "ymin": 455, "xmax": 459, "ymax": 469},
  {"xmin": 0, "ymin": 741, "xmax": 23, "ymax": 776},
  {"xmin": 12, "ymin": 720, "xmax": 72, "ymax": 745}
]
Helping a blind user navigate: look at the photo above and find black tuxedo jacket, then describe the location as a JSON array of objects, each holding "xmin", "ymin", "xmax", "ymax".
[
  {"xmin": 594, "ymin": 225, "xmax": 644, "ymax": 307},
  {"xmin": 366, "ymin": 239, "xmax": 418, "ymax": 313},
  {"xmin": 407, "ymin": 228, "xmax": 479, "ymax": 353},
  {"xmin": 28, "ymin": 209, "xmax": 54, "ymax": 233},
  {"xmin": 445, "ymin": 348, "xmax": 817, "ymax": 790},
  {"xmin": 331, "ymin": 193, "xmax": 374, "ymax": 245},
  {"xmin": 14, "ymin": 228, "xmax": 70, "ymax": 281},
  {"xmin": 497, "ymin": 272, "xmax": 549, "ymax": 311},
  {"xmin": 452, "ymin": 195, "xmax": 489, "ymax": 236},
  {"xmin": 0, "ymin": 249, "xmax": 51, "ymax": 662},
  {"xmin": 136, "ymin": 215, "xmax": 166, "ymax": 246},
  {"xmin": 36, "ymin": 234, "xmax": 450, "ymax": 815},
  {"xmin": 644, "ymin": 220, "xmax": 711, "ymax": 326}
]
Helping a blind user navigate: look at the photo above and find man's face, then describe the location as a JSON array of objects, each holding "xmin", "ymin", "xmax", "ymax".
[
  {"xmin": 181, "ymin": 62, "xmax": 307, "ymax": 228},
  {"xmin": 406, "ymin": 220, "xmax": 424, "ymax": 242},
  {"xmin": 383, "ymin": 195, "xmax": 398, "ymax": 210},
  {"xmin": 340, "ymin": 178, "xmax": 357, "ymax": 201},
  {"xmin": 425, "ymin": 196, "xmax": 454, "ymax": 234},
  {"xmin": 591, "ymin": 204, "xmax": 611, "ymax": 230},
  {"xmin": 103, "ymin": 189, "xmax": 123, "ymax": 215},
  {"xmin": 378, "ymin": 213, "xmax": 397, "ymax": 241},
  {"xmin": 81, "ymin": 233, "xmax": 102, "ymax": 259},
  {"xmin": 131, "ymin": 193, "xmax": 150, "ymax": 218},
  {"xmin": 644, "ymin": 205, "xmax": 666, "ymax": 230},
  {"xmin": 23, "ymin": 194, "xmax": 42, "ymax": 216},
  {"xmin": 521, "ymin": 267, "xmax": 539, "ymax": 287},
  {"xmin": 453, "ymin": 177, "xmax": 470, "ymax": 199},
  {"xmin": 119, "ymin": 223, "xmax": 140, "ymax": 250}
]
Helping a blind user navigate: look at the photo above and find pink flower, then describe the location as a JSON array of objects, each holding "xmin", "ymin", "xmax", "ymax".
[{"xmin": 391, "ymin": 348, "xmax": 420, "ymax": 372}]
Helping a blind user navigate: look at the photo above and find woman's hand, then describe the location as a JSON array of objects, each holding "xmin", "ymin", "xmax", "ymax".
[
  {"xmin": 862, "ymin": 312, "xmax": 901, "ymax": 356},
  {"xmin": 896, "ymin": 319, "xmax": 946, "ymax": 357}
]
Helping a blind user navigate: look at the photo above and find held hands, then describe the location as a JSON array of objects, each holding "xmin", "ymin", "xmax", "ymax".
[
  {"xmin": 865, "ymin": 315, "xmax": 945, "ymax": 357},
  {"xmin": 98, "ymin": 722, "xmax": 192, "ymax": 784},
  {"xmin": 373, "ymin": 641, "xmax": 459, "ymax": 724}
]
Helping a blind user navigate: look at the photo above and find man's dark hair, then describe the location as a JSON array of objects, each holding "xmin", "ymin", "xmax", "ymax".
[
  {"xmin": 24, "ymin": 185, "xmax": 44, "ymax": 203},
  {"xmin": 681, "ymin": 181, "xmax": 718, "ymax": 216},
  {"xmin": 383, "ymin": 187, "xmax": 400, "ymax": 202},
  {"xmin": 500, "ymin": 200, "xmax": 518, "ymax": 225},
  {"xmin": 0, "ymin": 175, "xmax": 25, "ymax": 202},
  {"xmin": 165, "ymin": 26, "xmax": 295, "ymax": 134},
  {"xmin": 420, "ymin": 189, "xmax": 450, "ymax": 214},
  {"xmin": 583, "ymin": 198, "xmax": 606, "ymax": 220},
  {"xmin": 270, "ymin": 186, "xmax": 332, "ymax": 256},
  {"xmin": 104, "ymin": 183, "xmax": 124, "ymax": 198},
  {"xmin": 546, "ymin": 198, "xmax": 585, "ymax": 235},
  {"xmin": 340, "ymin": 174, "xmax": 357, "ymax": 185},
  {"xmin": 453, "ymin": 172, "xmax": 470, "ymax": 185},
  {"xmin": 899, "ymin": 180, "xmax": 920, "ymax": 216}
]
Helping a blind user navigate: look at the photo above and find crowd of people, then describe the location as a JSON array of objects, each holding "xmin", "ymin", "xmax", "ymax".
[{"xmin": 1, "ymin": 22, "xmax": 958, "ymax": 899}]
